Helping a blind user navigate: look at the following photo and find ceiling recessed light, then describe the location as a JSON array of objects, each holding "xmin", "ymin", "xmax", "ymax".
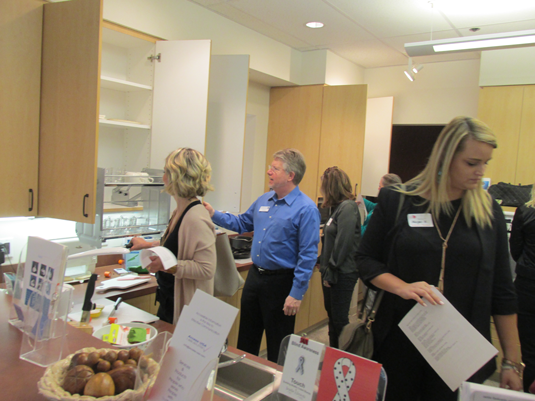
[{"xmin": 305, "ymin": 21, "xmax": 324, "ymax": 29}]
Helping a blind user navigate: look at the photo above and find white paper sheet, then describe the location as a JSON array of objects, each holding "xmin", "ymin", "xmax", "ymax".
[
  {"xmin": 140, "ymin": 246, "xmax": 177, "ymax": 270},
  {"xmin": 148, "ymin": 289, "xmax": 239, "ymax": 401},
  {"xmin": 398, "ymin": 287, "xmax": 498, "ymax": 391},
  {"xmin": 279, "ymin": 334, "xmax": 325, "ymax": 401},
  {"xmin": 459, "ymin": 381, "xmax": 535, "ymax": 401}
]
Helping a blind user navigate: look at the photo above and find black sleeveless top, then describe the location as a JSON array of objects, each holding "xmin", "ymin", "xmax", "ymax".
[{"xmin": 155, "ymin": 200, "xmax": 202, "ymax": 323}]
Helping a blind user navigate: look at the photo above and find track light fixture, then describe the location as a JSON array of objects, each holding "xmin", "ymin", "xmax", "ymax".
[
  {"xmin": 412, "ymin": 64, "xmax": 424, "ymax": 74},
  {"xmin": 404, "ymin": 58, "xmax": 415, "ymax": 81}
]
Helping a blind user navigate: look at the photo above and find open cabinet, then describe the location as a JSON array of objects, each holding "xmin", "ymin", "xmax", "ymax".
[{"xmin": 39, "ymin": 0, "xmax": 211, "ymax": 224}]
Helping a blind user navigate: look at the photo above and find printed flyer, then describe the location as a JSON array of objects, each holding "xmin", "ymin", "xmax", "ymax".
[{"xmin": 278, "ymin": 334, "xmax": 325, "ymax": 401}]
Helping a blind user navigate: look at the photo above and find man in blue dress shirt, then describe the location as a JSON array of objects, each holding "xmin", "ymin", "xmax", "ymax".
[{"xmin": 203, "ymin": 148, "xmax": 320, "ymax": 362}]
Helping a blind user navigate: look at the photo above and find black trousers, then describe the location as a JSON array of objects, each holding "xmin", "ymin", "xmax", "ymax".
[
  {"xmin": 237, "ymin": 265, "xmax": 295, "ymax": 363},
  {"xmin": 322, "ymin": 272, "xmax": 358, "ymax": 348},
  {"xmin": 375, "ymin": 325, "xmax": 467, "ymax": 401},
  {"xmin": 515, "ymin": 276, "xmax": 535, "ymax": 392}
]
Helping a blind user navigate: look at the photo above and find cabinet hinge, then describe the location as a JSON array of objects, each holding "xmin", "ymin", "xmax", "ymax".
[{"xmin": 147, "ymin": 53, "xmax": 161, "ymax": 63}]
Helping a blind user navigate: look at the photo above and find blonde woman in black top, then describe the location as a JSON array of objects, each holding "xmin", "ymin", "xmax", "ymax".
[
  {"xmin": 357, "ymin": 116, "xmax": 522, "ymax": 400},
  {"xmin": 319, "ymin": 166, "xmax": 361, "ymax": 348}
]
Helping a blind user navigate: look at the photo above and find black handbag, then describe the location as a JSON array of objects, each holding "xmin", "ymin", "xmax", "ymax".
[
  {"xmin": 488, "ymin": 182, "xmax": 532, "ymax": 207},
  {"xmin": 338, "ymin": 287, "xmax": 384, "ymax": 359}
]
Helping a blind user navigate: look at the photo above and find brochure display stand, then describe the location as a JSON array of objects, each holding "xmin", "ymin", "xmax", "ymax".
[
  {"xmin": 19, "ymin": 284, "xmax": 73, "ymax": 367},
  {"xmin": 8, "ymin": 260, "xmax": 26, "ymax": 329},
  {"xmin": 273, "ymin": 335, "xmax": 387, "ymax": 401},
  {"xmin": 7, "ymin": 237, "xmax": 70, "ymax": 367}
]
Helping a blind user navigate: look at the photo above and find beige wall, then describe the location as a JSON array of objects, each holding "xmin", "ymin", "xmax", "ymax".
[
  {"xmin": 480, "ymin": 47, "xmax": 535, "ymax": 86},
  {"xmin": 364, "ymin": 59, "xmax": 481, "ymax": 124},
  {"xmin": 104, "ymin": 0, "xmax": 293, "ymax": 82}
]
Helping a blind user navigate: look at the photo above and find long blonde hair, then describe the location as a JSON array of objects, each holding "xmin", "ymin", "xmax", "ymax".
[
  {"xmin": 526, "ymin": 185, "xmax": 535, "ymax": 209},
  {"xmin": 399, "ymin": 116, "xmax": 496, "ymax": 228}
]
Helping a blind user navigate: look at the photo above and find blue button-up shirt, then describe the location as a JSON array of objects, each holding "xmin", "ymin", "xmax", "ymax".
[{"xmin": 212, "ymin": 186, "xmax": 320, "ymax": 300}]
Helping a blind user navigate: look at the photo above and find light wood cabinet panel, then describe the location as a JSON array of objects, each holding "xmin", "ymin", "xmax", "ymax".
[
  {"xmin": 516, "ymin": 86, "xmax": 535, "ymax": 186},
  {"xmin": 477, "ymin": 86, "xmax": 524, "ymax": 185},
  {"xmin": 0, "ymin": 0, "xmax": 43, "ymax": 217},
  {"xmin": 267, "ymin": 84, "xmax": 367, "ymax": 202},
  {"xmin": 308, "ymin": 269, "xmax": 328, "ymax": 327},
  {"xmin": 295, "ymin": 287, "xmax": 311, "ymax": 333},
  {"xmin": 39, "ymin": 0, "xmax": 102, "ymax": 223},
  {"xmin": 319, "ymin": 85, "xmax": 367, "ymax": 195},
  {"xmin": 266, "ymin": 85, "xmax": 324, "ymax": 200}
]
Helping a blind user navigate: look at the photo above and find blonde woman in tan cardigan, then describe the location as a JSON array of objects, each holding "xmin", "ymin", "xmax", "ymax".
[{"xmin": 130, "ymin": 148, "xmax": 217, "ymax": 324}]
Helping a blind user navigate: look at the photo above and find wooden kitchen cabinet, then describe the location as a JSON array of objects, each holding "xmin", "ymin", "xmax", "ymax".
[
  {"xmin": 0, "ymin": 0, "xmax": 43, "ymax": 217},
  {"xmin": 478, "ymin": 85, "xmax": 535, "ymax": 186},
  {"xmin": 38, "ymin": 0, "xmax": 211, "ymax": 224},
  {"xmin": 266, "ymin": 85, "xmax": 368, "ymax": 202}
]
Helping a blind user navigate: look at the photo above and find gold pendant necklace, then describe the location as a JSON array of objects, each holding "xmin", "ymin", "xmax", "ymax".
[{"xmin": 431, "ymin": 205, "xmax": 462, "ymax": 293}]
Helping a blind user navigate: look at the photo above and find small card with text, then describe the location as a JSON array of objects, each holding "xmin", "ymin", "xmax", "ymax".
[{"xmin": 278, "ymin": 334, "xmax": 325, "ymax": 401}]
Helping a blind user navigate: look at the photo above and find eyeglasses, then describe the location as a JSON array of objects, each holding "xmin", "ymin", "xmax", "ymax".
[{"xmin": 267, "ymin": 164, "xmax": 282, "ymax": 173}]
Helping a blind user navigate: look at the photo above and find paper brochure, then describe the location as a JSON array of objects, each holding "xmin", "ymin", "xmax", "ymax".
[
  {"xmin": 148, "ymin": 289, "xmax": 238, "ymax": 401},
  {"xmin": 140, "ymin": 246, "xmax": 178, "ymax": 270},
  {"xmin": 399, "ymin": 287, "xmax": 498, "ymax": 391}
]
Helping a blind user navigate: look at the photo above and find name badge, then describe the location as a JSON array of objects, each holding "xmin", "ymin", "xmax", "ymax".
[
  {"xmin": 407, "ymin": 213, "xmax": 434, "ymax": 227},
  {"xmin": 326, "ymin": 218, "xmax": 333, "ymax": 226},
  {"xmin": 259, "ymin": 206, "xmax": 270, "ymax": 212}
]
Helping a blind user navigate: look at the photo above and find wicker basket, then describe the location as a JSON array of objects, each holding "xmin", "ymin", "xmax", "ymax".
[{"xmin": 38, "ymin": 347, "xmax": 160, "ymax": 401}]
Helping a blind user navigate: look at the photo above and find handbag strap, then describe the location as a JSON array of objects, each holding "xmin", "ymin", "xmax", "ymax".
[{"xmin": 362, "ymin": 186, "xmax": 406, "ymax": 324}]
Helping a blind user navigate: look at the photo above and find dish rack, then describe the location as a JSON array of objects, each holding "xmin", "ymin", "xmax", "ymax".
[{"xmin": 76, "ymin": 168, "xmax": 171, "ymax": 248}]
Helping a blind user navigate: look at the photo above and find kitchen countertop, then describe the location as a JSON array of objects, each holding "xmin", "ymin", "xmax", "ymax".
[
  {"xmin": 69, "ymin": 257, "xmax": 252, "ymax": 305},
  {"xmin": 1, "ymin": 290, "xmax": 278, "ymax": 400}
]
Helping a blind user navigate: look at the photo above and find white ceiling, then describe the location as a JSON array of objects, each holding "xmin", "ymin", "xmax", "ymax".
[{"xmin": 189, "ymin": 0, "xmax": 535, "ymax": 69}]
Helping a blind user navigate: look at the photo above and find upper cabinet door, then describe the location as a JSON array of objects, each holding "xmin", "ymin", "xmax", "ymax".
[
  {"xmin": 204, "ymin": 55, "xmax": 250, "ymax": 214},
  {"xmin": 39, "ymin": 0, "xmax": 102, "ymax": 223},
  {"xmin": 0, "ymin": 0, "xmax": 42, "ymax": 217},
  {"xmin": 150, "ymin": 40, "xmax": 212, "ymax": 169}
]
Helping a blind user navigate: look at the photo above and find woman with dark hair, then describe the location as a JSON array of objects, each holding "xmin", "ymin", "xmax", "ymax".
[
  {"xmin": 319, "ymin": 166, "xmax": 361, "ymax": 348},
  {"xmin": 510, "ymin": 184, "xmax": 535, "ymax": 392},
  {"xmin": 130, "ymin": 148, "xmax": 216, "ymax": 324},
  {"xmin": 357, "ymin": 116, "xmax": 522, "ymax": 400}
]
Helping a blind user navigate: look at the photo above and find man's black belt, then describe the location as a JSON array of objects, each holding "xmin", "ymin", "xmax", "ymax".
[{"xmin": 253, "ymin": 264, "xmax": 294, "ymax": 276}]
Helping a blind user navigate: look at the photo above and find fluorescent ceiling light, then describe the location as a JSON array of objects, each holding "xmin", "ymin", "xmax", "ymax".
[
  {"xmin": 405, "ymin": 29, "xmax": 535, "ymax": 57},
  {"xmin": 305, "ymin": 21, "xmax": 324, "ymax": 29}
]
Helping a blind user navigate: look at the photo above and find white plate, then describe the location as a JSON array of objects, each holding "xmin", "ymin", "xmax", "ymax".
[{"xmin": 93, "ymin": 322, "xmax": 158, "ymax": 350}]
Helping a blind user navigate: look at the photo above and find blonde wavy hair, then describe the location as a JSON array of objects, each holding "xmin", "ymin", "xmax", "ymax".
[
  {"xmin": 164, "ymin": 148, "xmax": 214, "ymax": 198},
  {"xmin": 399, "ymin": 116, "xmax": 497, "ymax": 228}
]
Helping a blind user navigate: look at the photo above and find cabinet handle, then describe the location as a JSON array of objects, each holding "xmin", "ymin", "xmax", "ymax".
[
  {"xmin": 83, "ymin": 194, "xmax": 89, "ymax": 218},
  {"xmin": 29, "ymin": 189, "xmax": 34, "ymax": 212}
]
